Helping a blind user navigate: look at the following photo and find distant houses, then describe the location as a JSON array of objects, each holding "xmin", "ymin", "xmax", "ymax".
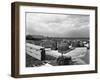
[
  {"xmin": 26, "ymin": 35, "xmax": 89, "ymax": 52},
  {"xmin": 40, "ymin": 40, "xmax": 57, "ymax": 50}
]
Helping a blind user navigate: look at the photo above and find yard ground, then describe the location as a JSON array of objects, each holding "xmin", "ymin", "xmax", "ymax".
[{"xmin": 26, "ymin": 43, "xmax": 89, "ymax": 67}]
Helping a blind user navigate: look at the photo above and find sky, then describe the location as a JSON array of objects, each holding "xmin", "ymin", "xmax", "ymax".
[{"xmin": 26, "ymin": 13, "xmax": 90, "ymax": 38}]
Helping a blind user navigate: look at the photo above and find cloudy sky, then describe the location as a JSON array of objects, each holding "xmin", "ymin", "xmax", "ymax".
[{"xmin": 26, "ymin": 13, "xmax": 90, "ymax": 38}]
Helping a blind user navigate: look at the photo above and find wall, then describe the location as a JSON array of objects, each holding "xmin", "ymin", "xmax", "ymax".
[{"xmin": 0, "ymin": 0, "xmax": 100, "ymax": 80}]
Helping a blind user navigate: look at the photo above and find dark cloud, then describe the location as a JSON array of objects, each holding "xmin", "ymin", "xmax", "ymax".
[{"xmin": 26, "ymin": 13, "xmax": 90, "ymax": 38}]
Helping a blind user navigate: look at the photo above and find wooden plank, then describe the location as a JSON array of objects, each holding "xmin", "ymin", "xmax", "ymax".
[{"xmin": 26, "ymin": 43, "xmax": 43, "ymax": 60}]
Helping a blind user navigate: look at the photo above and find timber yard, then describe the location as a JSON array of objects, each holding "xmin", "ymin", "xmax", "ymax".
[{"xmin": 26, "ymin": 35, "xmax": 90, "ymax": 67}]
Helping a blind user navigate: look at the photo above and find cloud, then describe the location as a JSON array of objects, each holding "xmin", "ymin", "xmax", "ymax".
[{"xmin": 26, "ymin": 13, "xmax": 89, "ymax": 38}]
